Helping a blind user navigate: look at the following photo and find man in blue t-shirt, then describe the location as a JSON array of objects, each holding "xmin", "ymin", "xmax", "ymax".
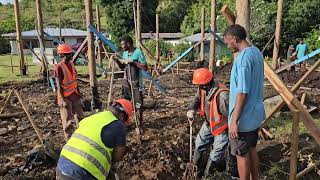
[
  {"xmin": 295, "ymin": 38, "xmax": 308, "ymax": 68},
  {"xmin": 114, "ymin": 35, "xmax": 148, "ymax": 131},
  {"xmin": 223, "ymin": 24, "xmax": 265, "ymax": 180}
]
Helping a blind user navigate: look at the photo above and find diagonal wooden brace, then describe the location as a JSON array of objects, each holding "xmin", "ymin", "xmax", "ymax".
[{"xmin": 264, "ymin": 62, "xmax": 320, "ymax": 145}]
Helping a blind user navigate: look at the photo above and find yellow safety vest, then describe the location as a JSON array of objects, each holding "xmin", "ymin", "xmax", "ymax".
[{"xmin": 60, "ymin": 111, "xmax": 118, "ymax": 180}]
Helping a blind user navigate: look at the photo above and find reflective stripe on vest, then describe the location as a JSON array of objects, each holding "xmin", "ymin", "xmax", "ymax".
[
  {"xmin": 209, "ymin": 87, "xmax": 229, "ymax": 136},
  {"xmin": 199, "ymin": 89, "xmax": 206, "ymax": 117},
  {"xmin": 60, "ymin": 111, "xmax": 117, "ymax": 180},
  {"xmin": 59, "ymin": 61, "xmax": 78, "ymax": 97}
]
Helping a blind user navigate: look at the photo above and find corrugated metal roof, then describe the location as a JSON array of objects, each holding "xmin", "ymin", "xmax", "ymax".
[
  {"xmin": 141, "ymin": 32, "xmax": 184, "ymax": 39},
  {"xmin": 180, "ymin": 33, "xmax": 223, "ymax": 42},
  {"xmin": 2, "ymin": 27, "xmax": 87, "ymax": 38}
]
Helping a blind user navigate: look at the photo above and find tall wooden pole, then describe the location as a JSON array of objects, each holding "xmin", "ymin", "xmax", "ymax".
[
  {"xmin": 14, "ymin": 0, "xmax": 25, "ymax": 76},
  {"xmin": 96, "ymin": 5, "xmax": 102, "ymax": 67},
  {"xmin": 59, "ymin": 10, "xmax": 62, "ymax": 41},
  {"xmin": 36, "ymin": 0, "xmax": 48, "ymax": 82},
  {"xmin": 200, "ymin": 7, "xmax": 205, "ymax": 62},
  {"xmin": 289, "ymin": 109, "xmax": 300, "ymax": 180},
  {"xmin": 209, "ymin": 0, "xmax": 216, "ymax": 72},
  {"xmin": 272, "ymin": 0, "xmax": 283, "ymax": 70},
  {"xmin": 156, "ymin": 14, "xmax": 160, "ymax": 64},
  {"xmin": 136, "ymin": 0, "xmax": 141, "ymax": 47},
  {"xmin": 85, "ymin": 0, "xmax": 100, "ymax": 110},
  {"xmin": 236, "ymin": 0, "xmax": 250, "ymax": 39}
]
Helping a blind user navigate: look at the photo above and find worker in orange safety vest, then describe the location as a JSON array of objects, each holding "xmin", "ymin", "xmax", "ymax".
[
  {"xmin": 54, "ymin": 43, "xmax": 84, "ymax": 141},
  {"xmin": 187, "ymin": 68, "xmax": 230, "ymax": 177}
]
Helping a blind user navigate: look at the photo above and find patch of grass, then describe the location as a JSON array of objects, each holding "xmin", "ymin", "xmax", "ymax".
[
  {"xmin": 0, "ymin": 54, "xmax": 100, "ymax": 84},
  {"xmin": 267, "ymin": 112, "xmax": 320, "ymax": 137}
]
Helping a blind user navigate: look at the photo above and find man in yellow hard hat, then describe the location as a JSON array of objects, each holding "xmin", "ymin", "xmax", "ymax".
[
  {"xmin": 56, "ymin": 99, "xmax": 133, "ymax": 180},
  {"xmin": 54, "ymin": 43, "xmax": 84, "ymax": 141},
  {"xmin": 187, "ymin": 68, "xmax": 230, "ymax": 177}
]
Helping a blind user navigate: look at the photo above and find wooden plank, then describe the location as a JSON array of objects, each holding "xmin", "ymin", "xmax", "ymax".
[
  {"xmin": 264, "ymin": 62, "xmax": 320, "ymax": 145},
  {"xmin": 289, "ymin": 109, "xmax": 300, "ymax": 180},
  {"xmin": 220, "ymin": 5, "xmax": 236, "ymax": 26},
  {"xmin": 261, "ymin": 59, "xmax": 320, "ymax": 127},
  {"xmin": 296, "ymin": 161, "xmax": 320, "ymax": 179}
]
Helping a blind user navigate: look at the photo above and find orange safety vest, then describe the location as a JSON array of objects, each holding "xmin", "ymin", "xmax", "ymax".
[
  {"xmin": 199, "ymin": 83, "xmax": 229, "ymax": 136},
  {"xmin": 58, "ymin": 61, "xmax": 78, "ymax": 97}
]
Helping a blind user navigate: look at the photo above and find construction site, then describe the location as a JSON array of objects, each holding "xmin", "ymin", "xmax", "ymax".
[{"xmin": 0, "ymin": 0, "xmax": 320, "ymax": 179}]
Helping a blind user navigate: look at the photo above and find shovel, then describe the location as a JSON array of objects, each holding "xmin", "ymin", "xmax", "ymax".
[{"xmin": 183, "ymin": 118, "xmax": 198, "ymax": 180}]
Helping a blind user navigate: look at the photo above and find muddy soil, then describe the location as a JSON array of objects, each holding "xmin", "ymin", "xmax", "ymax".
[{"xmin": 0, "ymin": 71, "xmax": 320, "ymax": 179}]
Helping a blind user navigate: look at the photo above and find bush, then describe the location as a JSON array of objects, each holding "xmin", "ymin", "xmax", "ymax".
[
  {"xmin": 144, "ymin": 40, "xmax": 173, "ymax": 58},
  {"xmin": 304, "ymin": 25, "xmax": 320, "ymax": 51}
]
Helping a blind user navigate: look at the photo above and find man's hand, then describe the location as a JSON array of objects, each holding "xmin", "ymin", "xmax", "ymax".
[
  {"xmin": 58, "ymin": 98, "xmax": 67, "ymax": 107},
  {"xmin": 187, "ymin": 110, "xmax": 195, "ymax": 119},
  {"xmin": 229, "ymin": 120, "xmax": 238, "ymax": 139},
  {"xmin": 126, "ymin": 59, "xmax": 134, "ymax": 64}
]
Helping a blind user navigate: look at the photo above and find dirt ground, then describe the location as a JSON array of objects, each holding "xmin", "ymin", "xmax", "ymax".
[{"xmin": 0, "ymin": 66, "xmax": 320, "ymax": 179}]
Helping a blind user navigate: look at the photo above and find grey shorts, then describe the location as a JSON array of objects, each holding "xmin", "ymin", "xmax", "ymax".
[{"xmin": 230, "ymin": 129, "xmax": 259, "ymax": 156}]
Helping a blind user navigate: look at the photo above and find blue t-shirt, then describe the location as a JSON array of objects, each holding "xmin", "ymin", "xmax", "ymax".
[
  {"xmin": 122, "ymin": 48, "xmax": 147, "ymax": 89},
  {"xmin": 296, "ymin": 43, "xmax": 308, "ymax": 59},
  {"xmin": 228, "ymin": 46, "xmax": 265, "ymax": 132},
  {"xmin": 57, "ymin": 120, "xmax": 126, "ymax": 179}
]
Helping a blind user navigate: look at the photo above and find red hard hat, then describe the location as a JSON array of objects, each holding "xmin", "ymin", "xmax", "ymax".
[
  {"xmin": 57, "ymin": 44, "xmax": 72, "ymax": 54},
  {"xmin": 192, "ymin": 68, "xmax": 213, "ymax": 85},
  {"xmin": 115, "ymin": 99, "xmax": 133, "ymax": 125}
]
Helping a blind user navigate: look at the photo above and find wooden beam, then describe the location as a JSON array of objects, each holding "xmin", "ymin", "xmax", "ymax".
[
  {"xmin": 156, "ymin": 14, "xmax": 160, "ymax": 64},
  {"xmin": 289, "ymin": 109, "xmax": 300, "ymax": 180},
  {"xmin": 264, "ymin": 62, "xmax": 320, "ymax": 145},
  {"xmin": 14, "ymin": 0, "xmax": 25, "ymax": 76},
  {"xmin": 272, "ymin": 0, "xmax": 283, "ymax": 69},
  {"xmin": 200, "ymin": 7, "xmax": 205, "ymax": 62},
  {"xmin": 296, "ymin": 161, "xmax": 320, "ymax": 179},
  {"xmin": 36, "ymin": 0, "xmax": 48, "ymax": 82},
  {"xmin": 107, "ymin": 59, "xmax": 115, "ymax": 108},
  {"xmin": 220, "ymin": 5, "xmax": 236, "ymax": 26},
  {"xmin": 209, "ymin": 0, "xmax": 217, "ymax": 72},
  {"xmin": 72, "ymin": 37, "xmax": 88, "ymax": 61},
  {"xmin": 261, "ymin": 59, "xmax": 320, "ymax": 127},
  {"xmin": 236, "ymin": 0, "xmax": 250, "ymax": 38},
  {"xmin": 96, "ymin": 5, "xmax": 102, "ymax": 67}
]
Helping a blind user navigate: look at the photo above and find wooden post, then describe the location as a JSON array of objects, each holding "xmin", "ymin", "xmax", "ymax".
[
  {"xmin": 36, "ymin": 0, "xmax": 48, "ymax": 82},
  {"xmin": 96, "ymin": 5, "xmax": 102, "ymax": 67},
  {"xmin": 221, "ymin": 5, "xmax": 236, "ymax": 26},
  {"xmin": 156, "ymin": 14, "xmax": 160, "ymax": 64},
  {"xmin": 59, "ymin": 10, "xmax": 62, "ymax": 41},
  {"xmin": 209, "ymin": 0, "xmax": 216, "ymax": 72},
  {"xmin": 289, "ymin": 109, "xmax": 300, "ymax": 180},
  {"xmin": 236, "ymin": 0, "xmax": 250, "ymax": 38},
  {"xmin": 200, "ymin": 7, "xmax": 205, "ymax": 62},
  {"xmin": 14, "ymin": 0, "xmax": 25, "ymax": 76},
  {"xmin": 85, "ymin": 0, "xmax": 100, "ymax": 110},
  {"xmin": 136, "ymin": 0, "xmax": 141, "ymax": 47},
  {"xmin": 272, "ymin": 0, "xmax": 283, "ymax": 70}
]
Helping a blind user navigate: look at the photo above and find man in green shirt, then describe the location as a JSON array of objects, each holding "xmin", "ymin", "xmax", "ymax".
[{"xmin": 114, "ymin": 35, "xmax": 148, "ymax": 131}]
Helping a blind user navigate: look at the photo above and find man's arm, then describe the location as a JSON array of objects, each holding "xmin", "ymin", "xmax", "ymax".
[
  {"xmin": 112, "ymin": 146, "xmax": 127, "ymax": 164},
  {"xmin": 188, "ymin": 89, "xmax": 201, "ymax": 111},
  {"xmin": 132, "ymin": 61, "xmax": 147, "ymax": 71},
  {"xmin": 218, "ymin": 91, "xmax": 229, "ymax": 116},
  {"xmin": 229, "ymin": 93, "xmax": 247, "ymax": 139}
]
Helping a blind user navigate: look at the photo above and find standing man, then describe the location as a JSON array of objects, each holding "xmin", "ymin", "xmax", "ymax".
[
  {"xmin": 287, "ymin": 45, "xmax": 296, "ymax": 71},
  {"xmin": 223, "ymin": 24, "xmax": 265, "ymax": 180},
  {"xmin": 186, "ymin": 68, "xmax": 229, "ymax": 176},
  {"xmin": 114, "ymin": 35, "xmax": 148, "ymax": 131},
  {"xmin": 295, "ymin": 38, "xmax": 309, "ymax": 68},
  {"xmin": 56, "ymin": 99, "xmax": 133, "ymax": 180},
  {"xmin": 54, "ymin": 43, "xmax": 84, "ymax": 141}
]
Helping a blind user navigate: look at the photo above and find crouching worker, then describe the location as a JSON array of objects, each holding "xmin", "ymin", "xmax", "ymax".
[
  {"xmin": 56, "ymin": 99, "xmax": 133, "ymax": 180},
  {"xmin": 187, "ymin": 68, "xmax": 229, "ymax": 177}
]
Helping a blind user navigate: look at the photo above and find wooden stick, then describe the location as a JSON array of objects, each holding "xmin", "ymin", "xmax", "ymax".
[
  {"xmin": 296, "ymin": 161, "xmax": 320, "ymax": 179},
  {"xmin": 107, "ymin": 59, "xmax": 115, "ymax": 108},
  {"xmin": 200, "ymin": 7, "xmax": 205, "ymax": 62},
  {"xmin": 262, "ymin": 33, "xmax": 275, "ymax": 53},
  {"xmin": 289, "ymin": 109, "xmax": 300, "ymax": 180},
  {"xmin": 209, "ymin": 0, "xmax": 217, "ymax": 72},
  {"xmin": 0, "ymin": 90, "xmax": 13, "ymax": 114},
  {"xmin": 72, "ymin": 37, "xmax": 88, "ymax": 61},
  {"xmin": 0, "ymin": 112, "xmax": 24, "ymax": 118},
  {"xmin": 14, "ymin": 90, "xmax": 44, "ymax": 144}
]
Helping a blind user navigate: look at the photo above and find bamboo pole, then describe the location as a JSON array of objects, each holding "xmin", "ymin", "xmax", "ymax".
[
  {"xmin": 14, "ymin": 0, "xmax": 25, "ymax": 76},
  {"xmin": 272, "ymin": 0, "xmax": 283, "ymax": 69},
  {"xmin": 209, "ymin": 0, "xmax": 216, "ymax": 72}
]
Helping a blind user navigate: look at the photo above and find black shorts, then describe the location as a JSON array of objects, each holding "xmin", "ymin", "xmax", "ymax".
[{"xmin": 230, "ymin": 129, "xmax": 259, "ymax": 156}]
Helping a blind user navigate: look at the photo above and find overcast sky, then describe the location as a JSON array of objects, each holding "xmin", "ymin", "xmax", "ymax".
[{"xmin": 0, "ymin": 0, "xmax": 14, "ymax": 4}]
